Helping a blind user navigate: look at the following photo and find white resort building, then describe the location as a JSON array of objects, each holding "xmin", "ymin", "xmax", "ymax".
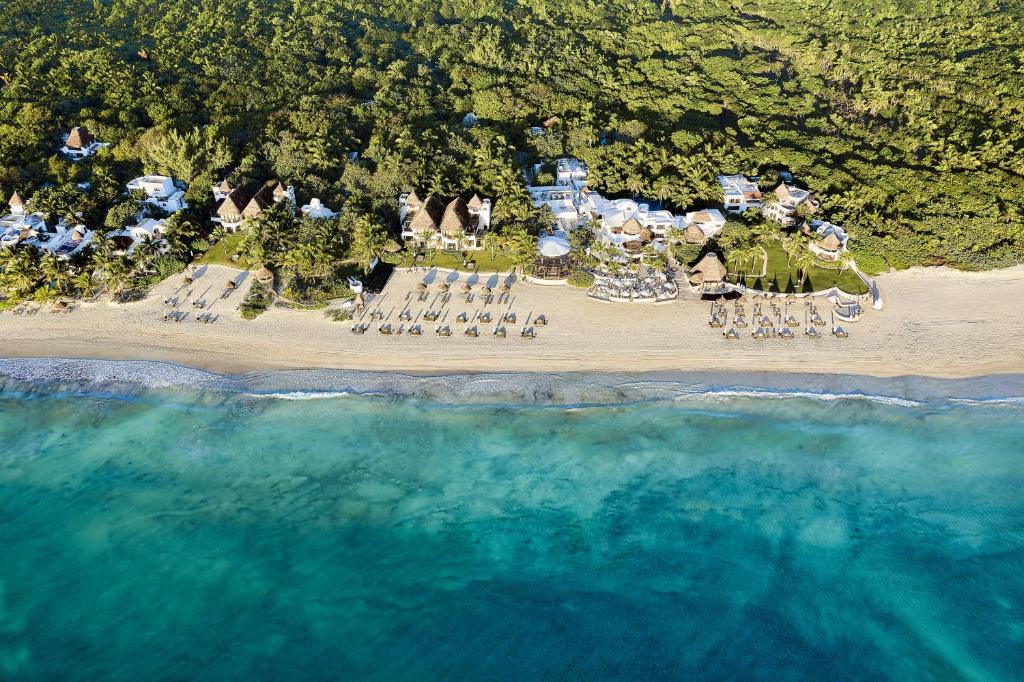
[
  {"xmin": 527, "ymin": 157, "xmax": 727, "ymax": 260},
  {"xmin": 60, "ymin": 126, "xmax": 107, "ymax": 160},
  {"xmin": 126, "ymin": 175, "xmax": 188, "ymax": 214},
  {"xmin": 718, "ymin": 175, "xmax": 763, "ymax": 214},
  {"xmin": 399, "ymin": 192, "xmax": 492, "ymax": 251},
  {"xmin": 300, "ymin": 198, "xmax": 338, "ymax": 220},
  {"xmin": 763, "ymin": 182, "xmax": 820, "ymax": 227},
  {"xmin": 211, "ymin": 179, "xmax": 295, "ymax": 232}
]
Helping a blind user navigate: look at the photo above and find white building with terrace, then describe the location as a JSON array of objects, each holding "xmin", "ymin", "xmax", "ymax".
[
  {"xmin": 763, "ymin": 182, "xmax": 820, "ymax": 227},
  {"xmin": 718, "ymin": 174, "xmax": 763, "ymax": 214},
  {"xmin": 127, "ymin": 175, "xmax": 188, "ymax": 214}
]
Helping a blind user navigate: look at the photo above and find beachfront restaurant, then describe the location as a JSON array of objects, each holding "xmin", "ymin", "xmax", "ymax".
[{"xmin": 533, "ymin": 236, "xmax": 572, "ymax": 281}]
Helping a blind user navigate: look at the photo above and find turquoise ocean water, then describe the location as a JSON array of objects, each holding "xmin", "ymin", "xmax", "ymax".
[{"xmin": 1, "ymin": 361, "xmax": 1023, "ymax": 680}]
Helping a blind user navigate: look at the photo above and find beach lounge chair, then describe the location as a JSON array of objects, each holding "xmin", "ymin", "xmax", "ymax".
[
  {"xmin": 833, "ymin": 326, "xmax": 849, "ymax": 338},
  {"xmin": 408, "ymin": 325, "xmax": 422, "ymax": 336},
  {"xmin": 436, "ymin": 325, "xmax": 452, "ymax": 337},
  {"xmin": 805, "ymin": 326, "xmax": 821, "ymax": 339},
  {"xmin": 534, "ymin": 315, "xmax": 547, "ymax": 327},
  {"xmin": 521, "ymin": 327, "xmax": 536, "ymax": 339},
  {"xmin": 464, "ymin": 326, "xmax": 479, "ymax": 337},
  {"xmin": 457, "ymin": 312, "xmax": 468, "ymax": 322},
  {"xmin": 479, "ymin": 312, "xmax": 492, "ymax": 323},
  {"xmin": 494, "ymin": 326, "xmax": 507, "ymax": 338},
  {"xmin": 724, "ymin": 328, "xmax": 740, "ymax": 340}
]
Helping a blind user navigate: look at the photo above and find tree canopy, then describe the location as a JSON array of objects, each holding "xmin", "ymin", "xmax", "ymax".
[{"xmin": 1, "ymin": 0, "xmax": 1022, "ymax": 270}]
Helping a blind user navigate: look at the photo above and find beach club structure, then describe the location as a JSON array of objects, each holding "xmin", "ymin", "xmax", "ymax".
[
  {"xmin": 211, "ymin": 179, "xmax": 296, "ymax": 231},
  {"xmin": 59, "ymin": 126, "xmax": 107, "ymax": 160},
  {"xmin": 533, "ymin": 235, "xmax": 572, "ymax": 281},
  {"xmin": 804, "ymin": 220, "xmax": 850, "ymax": 261},
  {"xmin": 126, "ymin": 175, "xmax": 188, "ymax": 214},
  {"xmin": 398, "ymin": 192, "xmax": 492, "ymax": 251},
  {"xmin": 527, "ymin": 157, "xmax": 725, "ymax": 261},
  {"xmin": 688, "ymin": 253, "xmax": 731, "ymax": 295},
  {"xmin": 0, "ymin": 192, "xmax": 94, "ymax": 257}
]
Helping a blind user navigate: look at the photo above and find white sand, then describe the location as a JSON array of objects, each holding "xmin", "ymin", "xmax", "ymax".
[{"xmin": 2, "ymin": 264, "xmax": 1023, "ymax": 378}]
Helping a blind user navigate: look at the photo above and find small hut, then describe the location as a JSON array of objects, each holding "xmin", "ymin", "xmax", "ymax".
[{"xmin": 254, "ymin": 266, "xmax": 274, "ymax": 285}]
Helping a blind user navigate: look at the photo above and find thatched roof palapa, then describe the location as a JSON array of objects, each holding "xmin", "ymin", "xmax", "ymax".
[
  {"xmin": 65, "ymin": 126, "xmax": 95, "ymax": 150},
  {"xmin": 819, "ymin": 234, "xmax": 843, "ymax": 252},
  {"xmin": 254, "ymin": 266, "xmax": 274, "ymax": 283},
  {"xmin": 622, "ymin": 218, "xmax": 643, "ymax": 236},
  {"xmin": 690, "ymin": 253, "xmax": 726, "ymax": 283},
  {"xmin": 683, "ymin": 224, "xmax": 706, "ymax": 244},
  {"xmin": 9, "ymin": 191, "xmax": 25, "ymax": 208},
  {"xmin": 405, "ymin": 190, "xmax": 422, "ymax": 207},
  {"xmin": 440, "ymin": 197, "xmax": 471, "ymax": 236},
  {"xmin": 467, "ymin": 194, "xmax": 484, "ymax": 210},
  {"xmin": 409, "ymin": 195, "xmax": 445, "ymax": 234}
]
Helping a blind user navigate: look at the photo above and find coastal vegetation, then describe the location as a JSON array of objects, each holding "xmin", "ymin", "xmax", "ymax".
[{"xmin": 0, "ymin": 0, "xmax": 1022, "ymax": 306}]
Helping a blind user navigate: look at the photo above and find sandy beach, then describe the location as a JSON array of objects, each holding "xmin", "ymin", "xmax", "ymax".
[{"xmin": 2, "ymin": 264, "xmax": 1023, "ymax": 378}]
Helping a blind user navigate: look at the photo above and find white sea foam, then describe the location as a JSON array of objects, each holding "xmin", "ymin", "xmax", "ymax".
[{"xmin": 2, "ymin": 358, "xmax": 1022, "ymax": 408}]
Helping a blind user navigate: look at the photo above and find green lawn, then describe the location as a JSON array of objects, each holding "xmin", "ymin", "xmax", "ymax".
[
  {"xmin": 417, "ymin": 250, "xmax": 515, "ymax": 273},
  {"xmin": 729, "ymin": 241, "xmax": 868, "ymax": 295},
  {"xmin": 194, "ymin": 232, "xmax": 254, "ymax": 269}
]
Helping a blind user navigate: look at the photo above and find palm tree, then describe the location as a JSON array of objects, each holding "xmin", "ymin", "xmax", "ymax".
[
  {"xmin": 351, "ymin": 217, "xmax": 390, "ymax": 275},
  {"xmin": 482, "ymin": 231, "xmax": 503, "ymax": 262},
  {"xmin": 793, "ymin": 250, "xmax": 818, "ymax": 288},
  {"xmin": 40, "ymin": 253, "xmax": 74, "ymax": 296},
  {"xmin": 2, "ymin": 248, "xmax": 40, "ymax": 296}
]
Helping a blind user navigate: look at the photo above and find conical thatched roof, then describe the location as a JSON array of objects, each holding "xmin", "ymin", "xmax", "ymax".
[
  {"xmin": 623, "ymin": 240, "xmax": 644, "ymax": 253},
  {"xmin": 254, "ymin": 265, "xmax": 273, "ymax": 283},
  {"xmin": 683, "ymin": 224, "xmax": 706, "ymax": 244},
  {"xmin": 774, "ymin": 183, "xmax": 793, "ymax": 203},
  {"xmin": 467, "ymin": 194, "xmax": 483, "ymax": 210},
  {"xmin": 622, "ymin": 218, "xmax": 643, "ymax": 236},
  {"xmin": 9, "ymin": 191, "xmax": 25, "ymax": 208},
  {"xmin": 217, "ymin": 188, "xmax": 248, "ymax": 218},
  {"xmin": 217, "ymin": 179, "xmax": 233, "ymax": 194},
  {"xmin": 440, "ymin": 197, "xmax": 470, "ymax": 236},
  {"xmin": 639, "ymin": 228, "xmax": 654, "ymax": 243},
  {"xmin": 690, "ymin": 253, "xmax": 726, "ymax": 283},
  {"xmin": 409, "ymin": 195, "xmax": 445, "ymax": 234},
  {"xmin": 270, "ymin": 180, "xmax": 289, "ymax": 199},
  {"xmin": 405, "ymin": 190, "xmax": 422, "ymax": 207},
  {"xmin": 242, "ymin": 188, "xmax": 272, "ymax": 218},
  {"xmin": 819, "ymin": 233, "xmax": 842, "ymax": 251},
  {"xmin": 66, "ymin": 126, "xmax": 94, "ymax": 150}
]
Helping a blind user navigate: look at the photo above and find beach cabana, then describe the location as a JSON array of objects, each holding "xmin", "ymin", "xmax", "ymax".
[{"xmin": 534, "ymin": 236, "xmax": 572, "ymax": 280}]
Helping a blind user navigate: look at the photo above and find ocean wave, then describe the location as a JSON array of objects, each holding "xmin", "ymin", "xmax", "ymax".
[
  {"xmin": 674, "ymin": 388, "xmax": 924, "ymax": 408},
  {"xmin": 0, "ymin": 358, "xmax": 221, "ymax": 390},
  {"xmin": 2, "ymin": 358, "xmax": 1022, "ymax": 408}
]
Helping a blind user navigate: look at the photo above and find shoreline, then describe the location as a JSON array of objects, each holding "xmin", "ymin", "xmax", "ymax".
[
  {"xmin": 2, "ymin": 263, "xmax": 1024, "ymax": 382},
  {"xmin": 3, "ymin": 358, "xmax": 1024, "ymax": 405}
]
